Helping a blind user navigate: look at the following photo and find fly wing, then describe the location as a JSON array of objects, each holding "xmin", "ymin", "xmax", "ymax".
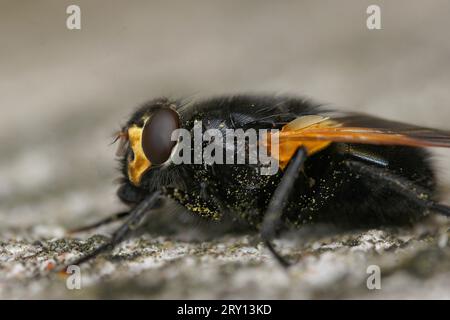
[
  {"xmin": 267, "ymin": 112, "xmax": 450, "ymax": 169},
  {"xmin": 328, "ymin": 112, "xmax": 450, "ymax": 147},
  {"xmin": 277, "ymin": 112, "xmax": 450, "ymax": 148}
]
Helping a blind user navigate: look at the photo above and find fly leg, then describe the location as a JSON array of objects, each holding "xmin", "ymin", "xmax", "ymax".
[
  {"xmin": 261, "ymin": 147, "xmax": 307, "ymax": 267},
  {"xmin": 344, "ymin": 160, "xmax": 450, "ymax": 217},
  {"xmin": 67, "ymin": 211, "xmax": 130, "ymax": 234},
  {"xmin": 59, "ymin": 191, "xmax": 162, "ymax": 271}
]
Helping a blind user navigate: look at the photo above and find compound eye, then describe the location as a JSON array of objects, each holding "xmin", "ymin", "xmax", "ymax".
[{"xmin": 141, "ymin": 108, "xmax": 180, "ymax": 165}]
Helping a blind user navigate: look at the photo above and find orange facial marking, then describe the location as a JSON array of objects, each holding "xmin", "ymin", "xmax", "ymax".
[{"xmin": 127, "ymin": 124, "xmax": 151, "ymax": 186}]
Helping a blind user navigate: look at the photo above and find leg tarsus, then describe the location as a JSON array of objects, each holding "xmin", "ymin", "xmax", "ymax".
[
  {"xmin": 264, "ymin": 240, "xmax": 291, "ymax": 268},
  {"xmin": 67, "ymin": 211, "xmax": 130, "ymax": 234},
  {"xmin": 58, "ymin": 191, "xmax": 162, "ymax": 272},
  {"xmin": 429, "ymin": 203, "xmax": 450, "ymax": 217}
]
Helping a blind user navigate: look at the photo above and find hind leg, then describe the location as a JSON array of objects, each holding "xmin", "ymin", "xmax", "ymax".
[{"xmin": 345, "ymin": 160, "xmax": 450, "ymax": 217}]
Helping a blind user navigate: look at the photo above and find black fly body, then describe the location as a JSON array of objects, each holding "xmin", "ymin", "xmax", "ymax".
[{"xmin": 64, "ymin": 95, "xmax": 450, "ymax": 268}]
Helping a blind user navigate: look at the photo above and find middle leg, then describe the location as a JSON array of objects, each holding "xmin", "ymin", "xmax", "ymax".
[{"xmin": 261, "ymin": 147, "xmax": 307, "ymax": 267}]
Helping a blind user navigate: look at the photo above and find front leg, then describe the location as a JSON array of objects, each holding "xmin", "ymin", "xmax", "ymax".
[
  {"xmin": 59, "ymin": 191, "xmax": 163, "ymax": 271},
  {"xmin": 261, "ymin": 147, "xmax": 307, "ymax": 267},
  {"xmin": 68, "ymin": 211, "xmax": 130, "ymax": 234}
]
